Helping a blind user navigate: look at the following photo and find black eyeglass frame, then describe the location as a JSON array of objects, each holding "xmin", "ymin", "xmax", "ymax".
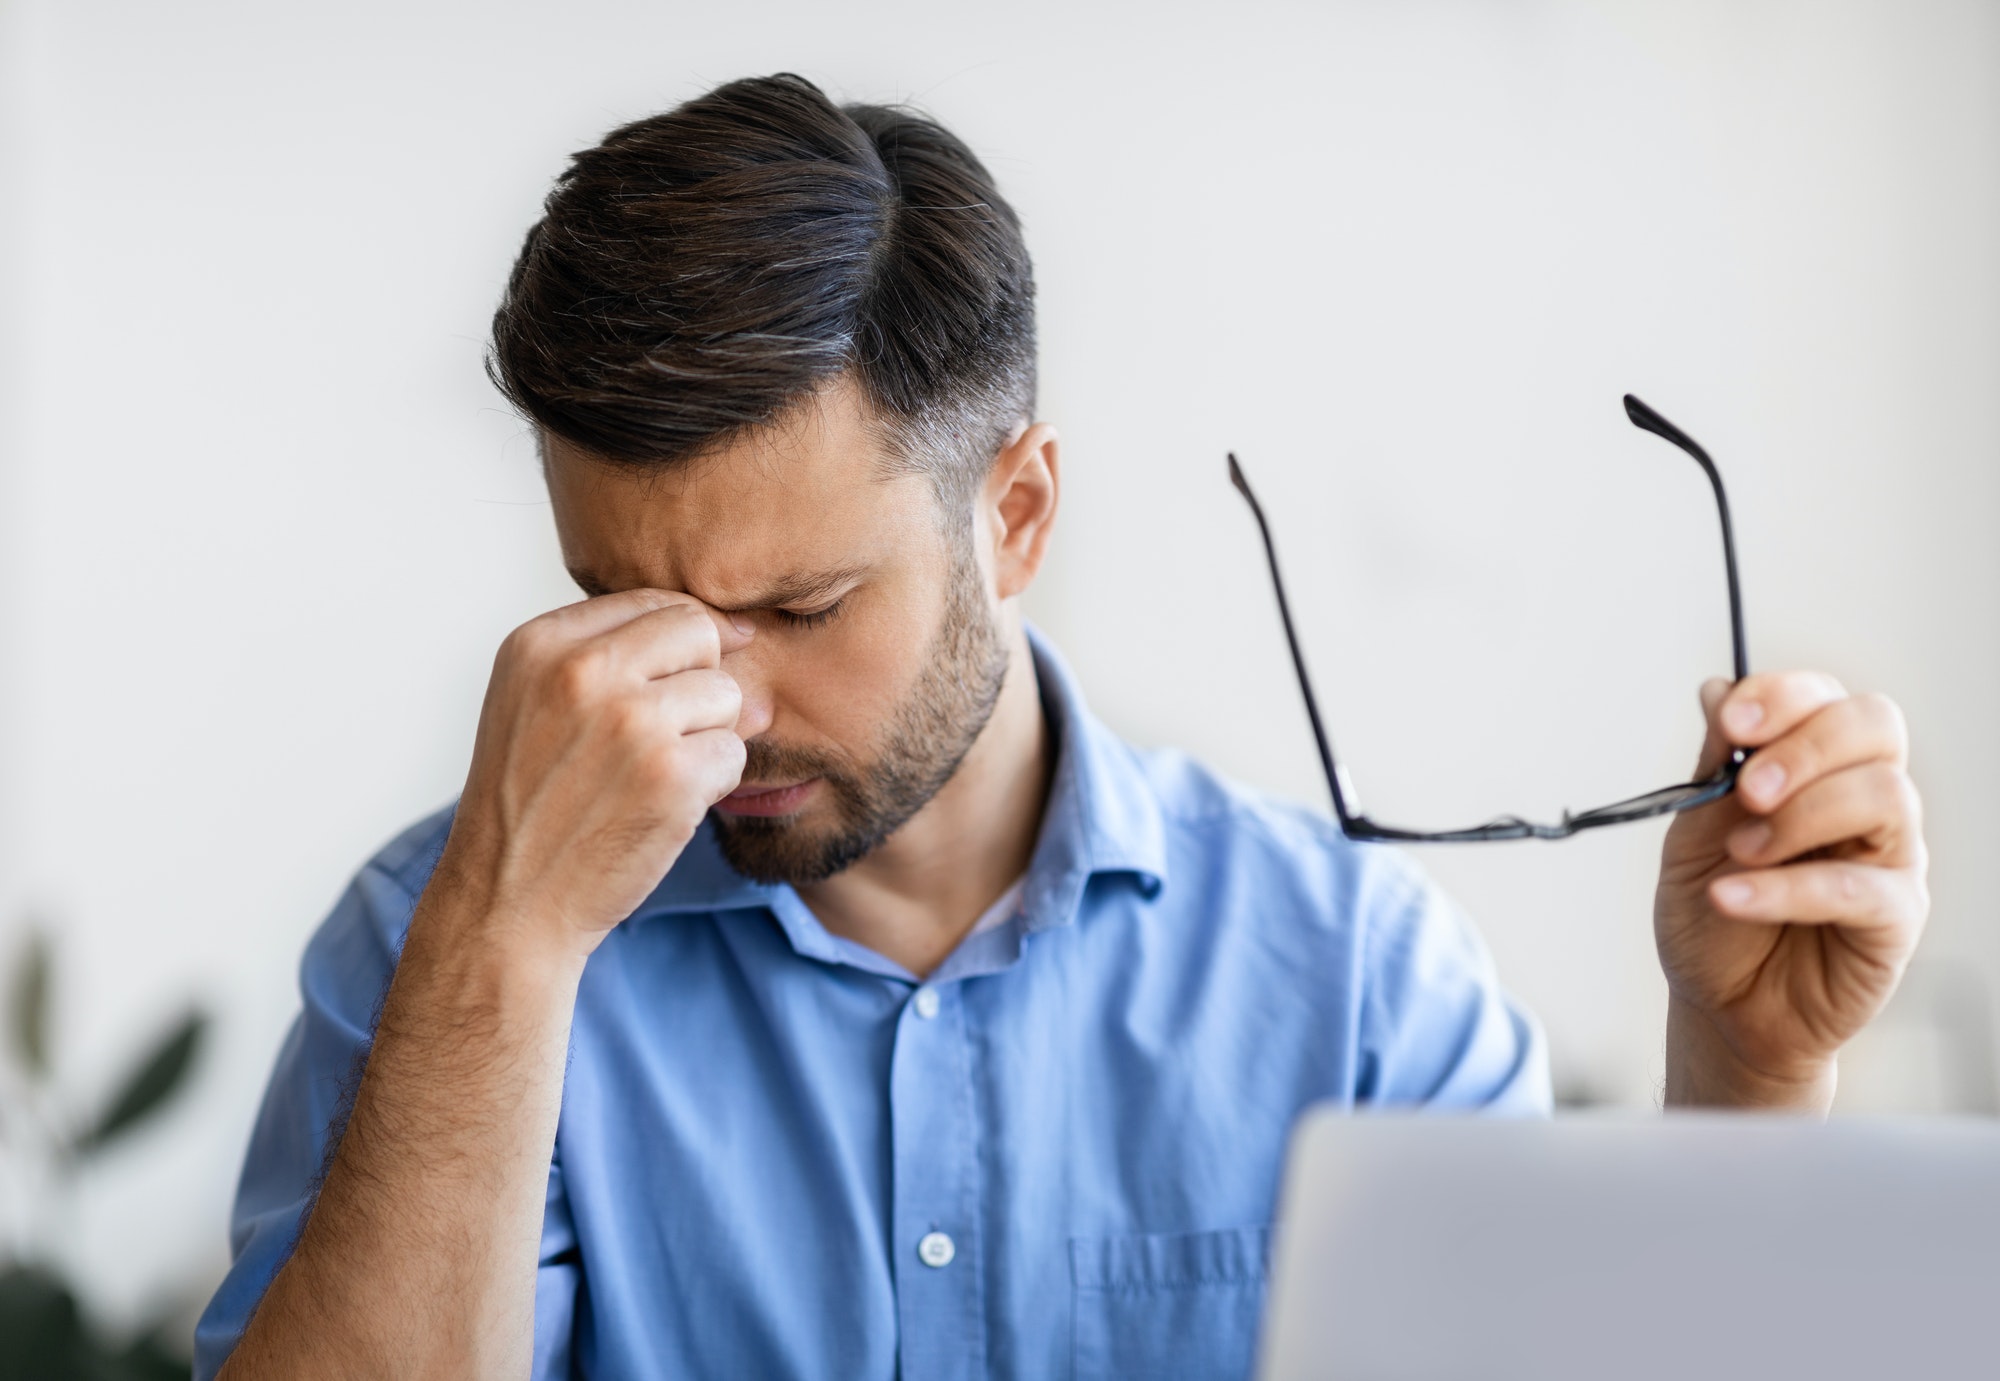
[{"xmin": 1229, "ymin": 394, "xmax": 1749, "ymax": 843}]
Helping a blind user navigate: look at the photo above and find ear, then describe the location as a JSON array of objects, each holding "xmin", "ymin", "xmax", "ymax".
[{"xmin": 983, "ymin": 421, "xmax": 1060, "ymax": 601}]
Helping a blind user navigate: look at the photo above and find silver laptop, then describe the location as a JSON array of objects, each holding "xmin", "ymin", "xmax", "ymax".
[{"xmin": 1258, "ymin": 1110, "xmax": 2000, "ymax": 1380}]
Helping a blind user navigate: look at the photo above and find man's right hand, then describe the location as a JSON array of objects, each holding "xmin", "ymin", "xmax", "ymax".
[
  {"xmin": 218, "ymin": 589, "xmax": 750, "ymax": 1380},
  {"xmin": 434, "ymin": 589, "xmax": 753, "ymax": 961}
]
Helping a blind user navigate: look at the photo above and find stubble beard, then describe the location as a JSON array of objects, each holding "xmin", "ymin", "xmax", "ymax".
[{"xmin": 709, "ymin": 543, "xmax": 1013, "ymax": 886}]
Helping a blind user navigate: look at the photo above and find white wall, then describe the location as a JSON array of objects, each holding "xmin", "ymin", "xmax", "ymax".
[{"xmin": 2, "ymin": 0, "xmax": 1995, "ymax": 1335}]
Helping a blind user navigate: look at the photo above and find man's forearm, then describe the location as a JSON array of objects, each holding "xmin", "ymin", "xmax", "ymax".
[{"xmin": 220, "ymin": 885, "xmax": 586, "ymax": 1380}]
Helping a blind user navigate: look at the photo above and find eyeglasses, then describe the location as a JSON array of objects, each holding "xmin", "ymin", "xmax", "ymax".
[{"xmin": 1229, "ymin": 394, "xmax": 1748, "ymax": 843}]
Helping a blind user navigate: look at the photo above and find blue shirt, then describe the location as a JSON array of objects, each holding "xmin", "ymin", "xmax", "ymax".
[{"xmin": 195, "ymin": 630, "xmax": 1548, "ymax": 1380}]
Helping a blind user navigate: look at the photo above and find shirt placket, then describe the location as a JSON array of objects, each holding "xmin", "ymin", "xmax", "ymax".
[{"xmin": 889, "ymin": 979, "xmax": 987, "ymax": 1380}]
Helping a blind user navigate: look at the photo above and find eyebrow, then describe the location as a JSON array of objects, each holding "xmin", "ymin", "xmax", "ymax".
[{"xmin": 566, "ymin": 563, "xmax": 870, "ymax": 612}]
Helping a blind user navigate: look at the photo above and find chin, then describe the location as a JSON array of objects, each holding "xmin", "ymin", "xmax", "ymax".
[{"xmin": 710, "ymin": 808, "xmax": 880, "ymax": 887}]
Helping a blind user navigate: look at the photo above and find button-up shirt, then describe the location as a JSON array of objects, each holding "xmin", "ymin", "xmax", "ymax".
[{"xmin": 195, "ymin": 630, "xmax": 1548, "ymax": 1380}]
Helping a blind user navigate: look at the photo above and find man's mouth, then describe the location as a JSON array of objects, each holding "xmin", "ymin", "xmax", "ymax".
[{"xmin": 715, "ymin": 779, "xmax": 819, "ymax": 818}]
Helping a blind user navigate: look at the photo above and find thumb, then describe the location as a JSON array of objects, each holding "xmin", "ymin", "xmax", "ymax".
[{"xmin": 1691, "ymin": 677, "xmax": 1733, "ymax": 780}]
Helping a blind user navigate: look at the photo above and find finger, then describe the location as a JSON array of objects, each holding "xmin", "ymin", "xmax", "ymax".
[
  {"xmin": 681, "ymin": 726, "xmax": 748, "ymax": 805},
  {"xmin": 549, "ymin": 587, "xmax": 756, "ymax": 651},
  {"xmin": 1715, "ymin": 670, "xmax": 1848, "ymax": 750},
  {"xmin": 1706, "ymin": 859, "xmax": 1926, "ymax": 934},
  {"xmin": 596, "ymin": 601, "xmax": 739, "ymax": 680},
  {"xmin": 1690, "ymin": 676, "xmax": 1735, "ymax": 779},
  {"xmin": 1733, "ymin": 692, "xmax": 1909, "ymax": 814},
  {"xmin": 653, "ymin": 668, "xmax": 743, "ymax": 736},
  {"xmin": 1725, "ymin": 761, "xmax": 1922, "ymax": 870}
]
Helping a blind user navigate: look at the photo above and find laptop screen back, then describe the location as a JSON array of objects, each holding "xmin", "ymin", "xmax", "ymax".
[{"xmin": 1259, "ymin": 1111, "xmax": 2000, "ymax": 1380}]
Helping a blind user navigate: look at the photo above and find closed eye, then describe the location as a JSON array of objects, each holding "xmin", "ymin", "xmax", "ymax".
[{"xmin": 771, "ymin": 599, "xmax": 847, "ymax": 630}]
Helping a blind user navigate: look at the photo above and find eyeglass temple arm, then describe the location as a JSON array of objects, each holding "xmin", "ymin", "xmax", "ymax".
[
  {"xmin": 1622, "ymin": 394, "xmax": 1750, "ymax": 685},
  {"xmin": 1227, "ymin": 453, "xmax": 1366, "ymax": 833}
]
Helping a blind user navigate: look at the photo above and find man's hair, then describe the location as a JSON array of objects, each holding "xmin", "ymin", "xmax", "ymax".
[{"xmin": 489, "ymin": 73, "xmax": 1036, "ymax": 507}]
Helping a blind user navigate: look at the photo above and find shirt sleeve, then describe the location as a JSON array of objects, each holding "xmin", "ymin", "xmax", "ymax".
[
  {"xmin": 192, "ymin": 829, "xmax": 582, "ymax": 1379},
  {"xmin": 1352, "ymin": 850, "xmax": 1553, "ymax": 1114},
  {"xmin": 535, "ymin": 1152, "xmax": 582, "ymax": 1378}
]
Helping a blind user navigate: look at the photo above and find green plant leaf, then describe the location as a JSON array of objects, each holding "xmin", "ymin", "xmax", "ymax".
[
  {"xmin": 0, "ymin": 1263, "xmax": 87, "ymax": 1380},
  {"xmin": 72, "ymin": 1011, "xmax": 208, "ymax": 1158},
  {"xmin": 8, "ymin": 927, "xmax": 51, "ymax": 1080},
  {"xmin": 110, "ymin": 1332, "xmax": 196, "ymax": 1381}
]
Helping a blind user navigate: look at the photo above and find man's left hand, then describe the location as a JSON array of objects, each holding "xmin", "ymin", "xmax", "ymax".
[{"xmin": 1655, "ymin": 671, "xmax": 1928, "ymax": 1112}]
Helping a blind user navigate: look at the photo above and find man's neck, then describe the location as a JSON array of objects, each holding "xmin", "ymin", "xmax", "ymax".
[{"xmin": 795, "ymin": 617, "xmax": 1052, "ymax": 978}]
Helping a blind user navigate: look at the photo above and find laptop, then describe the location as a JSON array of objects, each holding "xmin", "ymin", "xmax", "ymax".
[{"xmin": 1257, "ymin": 1109, "xmax": 2000, "ymax": 1380}]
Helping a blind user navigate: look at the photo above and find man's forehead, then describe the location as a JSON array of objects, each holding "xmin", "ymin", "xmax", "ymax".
[{"xmin": 541, "ymin": 376, "xmax": 937, "ymax": 601}]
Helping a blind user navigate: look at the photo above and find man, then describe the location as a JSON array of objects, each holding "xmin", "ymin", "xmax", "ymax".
[{"xmin": 195, "ymin": 74, "xmax": 1928, "ymax": 1379}]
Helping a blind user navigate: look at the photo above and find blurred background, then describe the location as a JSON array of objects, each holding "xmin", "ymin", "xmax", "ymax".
[{"xmin": 1, "ymin": 0, "xmax": 1995, "ymax": 1362}]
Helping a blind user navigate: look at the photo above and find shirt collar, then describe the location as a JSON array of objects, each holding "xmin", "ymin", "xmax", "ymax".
[
  {"xmin": 631, "ymin": 622, "xmax": 1169, "ymax": 928},
  {"xmin": 1016, "ymin": 624, "xmax": 1168, "ymax": 928}
]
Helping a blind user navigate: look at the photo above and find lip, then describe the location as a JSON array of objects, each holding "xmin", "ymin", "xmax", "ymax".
[{"xmin": 715, "ymin": 779, "xmax": 819, "ymax": 817}]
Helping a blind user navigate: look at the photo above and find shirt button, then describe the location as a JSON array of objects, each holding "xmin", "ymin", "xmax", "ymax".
[
  {"xmin": 917, "ymin": 1231, "xmax": 956, "ymax": 1268},
  {"xmin": 913, "ymin": 987, "xmax": 941, "ymax": 1020}
]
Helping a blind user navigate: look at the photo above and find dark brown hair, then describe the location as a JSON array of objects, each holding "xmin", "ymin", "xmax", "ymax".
[{"xmin": 489, "ymin": 73, "xmax": 1036, "ymax": 507}]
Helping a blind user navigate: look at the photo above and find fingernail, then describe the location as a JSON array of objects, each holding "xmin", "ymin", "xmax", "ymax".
[
  {"xmin": 1744, "ymin": 761, "xmax": 1785, "ymax": 802},
  {"xmin": 1715, "ymin": 878, "xmax": 1755, "ymax": 908},
  {"xmin": 1724, "ymin": 699, "xmax": 1764, "ymax": 736},
  {"xmin": 729, "ymin": 614, "xmax": 755, "ymax": 638},
  {"xmin": 1730, "ymin": 821, "xmax": 1771, "ymax": 857}
]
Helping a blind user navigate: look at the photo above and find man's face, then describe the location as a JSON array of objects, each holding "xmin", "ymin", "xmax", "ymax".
[{"xmin": 544, "ymin": 377, "xmax": 1011, "ymax": 885}]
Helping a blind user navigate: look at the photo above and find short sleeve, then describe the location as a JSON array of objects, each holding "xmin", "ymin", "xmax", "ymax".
[
  {"xmin": 535, "ymin": 1151, "xmax": 582, "ymax": 1378},
  {"xmin": 191, "ymin": 852, "xmax": 410, "ymax": 1378},
  {"xmin": 1353, "ymin": 853, "xmax": 1552, "ymax": 1114},
  {"xmin": 193, "ymin": 810, "xmax": 583, "ymax": 1379}
]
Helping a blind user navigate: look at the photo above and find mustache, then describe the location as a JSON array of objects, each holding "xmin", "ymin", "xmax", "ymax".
[{"xmin": 741, "ymin": 736, "xmax": 855, "ymax": 786}]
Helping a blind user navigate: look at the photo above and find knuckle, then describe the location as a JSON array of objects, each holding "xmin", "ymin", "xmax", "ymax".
[
  {"xmin": 649, "ymin": 603, "xmax": 722, "ymax": 666},
  {"xmin": 551, "ymin": 647, "xmax": 610, "ymax": 704},
  {"xmin": 1856, "ymin": 759, "xmax": 1902, "ymax": 798},
  {"xmin": 498, "ymin": 620, "xmax": 550, "ymax": 668},
  {"xmin": 1767, "ymin": 737, "xmax": 1812, "ymax": 789},
  {"xmin": 1762, "ymin": 669, "xmax": 1811, "ymax": 704},
  {"xmin": 1867, "ymin": 869, "xmax": 1906, "ymax": 925},
  {"xmin": 1896, "ymin": 773, "xmax": 1924, "ymax": 829},
  {"xmin": 606, "ymin": 695, "xmax": 654, "ymax": 741},
  {"xmin": 1852, "ymin": 759, "xmax": 1920, "ymax": 827},
  {"xmin": 636, "ymin": 742, "xmax": 684, "ymax": 793},
  {"xmin": 686, "ymin": 613, "xmax": 722, "ymax": 662},
  {"xmin": 1787, "ymin": 735, "xmax": 1817, "ymax": 778},
  {"xmin": 667, "ymin": 670, "xmax": 740, "ymax": 727},
  {"xmin": 691, "ymin": 730, "xmax": 745, "ymax": 790},
  {"xmin": 718, "ymin": 730, "xmax": 748, "ymax": 771},
  {"xmin": 1767, "ymin": 669, "xmax": 1842, "ymax": 719},
  {"xmin": 1859, "ymin": 691, "xmax": 1908, "ymax": 747}
]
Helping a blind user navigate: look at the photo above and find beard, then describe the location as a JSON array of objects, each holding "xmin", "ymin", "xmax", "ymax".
[{"xmin": 709, "ymin": 544, "xmax": 1013, "ymax": 886}]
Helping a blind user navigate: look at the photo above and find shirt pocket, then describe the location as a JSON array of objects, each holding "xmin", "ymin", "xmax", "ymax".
[{"xmin": 1068, "ymin": 1225, "xmax": 1273, "ymax": 1380}]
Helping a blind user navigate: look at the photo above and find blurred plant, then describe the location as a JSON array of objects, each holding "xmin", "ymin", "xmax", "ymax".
[{"xmin": 0, "ymin": 925, "xmax": 209, "ymax": 1381}]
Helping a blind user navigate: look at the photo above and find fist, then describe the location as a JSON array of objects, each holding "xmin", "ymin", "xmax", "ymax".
[
  {"xmin": 1656, "ymin": 670, "xmax": 1929, "ymax": 1105},
  {"xmin": 434, "ymin": 589, "xmax": 752, "ymax": 959}
]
